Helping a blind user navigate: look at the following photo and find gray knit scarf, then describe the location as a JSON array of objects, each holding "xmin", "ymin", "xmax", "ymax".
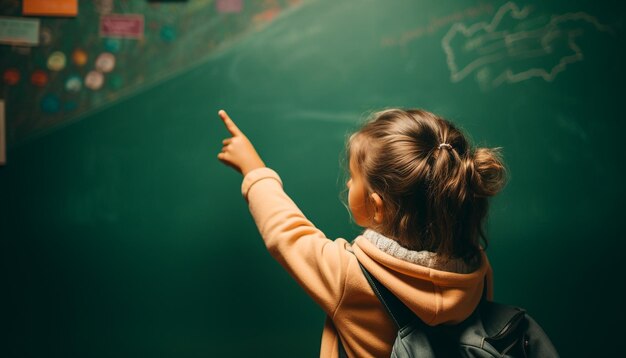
[{"xmin": 363, "ymin": 229, "xmax": 480, "ymax": 274}]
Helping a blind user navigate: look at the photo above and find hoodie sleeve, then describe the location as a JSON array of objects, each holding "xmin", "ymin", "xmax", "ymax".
[{"xmin": 241, "ymin": 167, "xmax": 351, "ymax": 316}]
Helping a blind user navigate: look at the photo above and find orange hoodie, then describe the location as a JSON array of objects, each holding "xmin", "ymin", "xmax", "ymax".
[{"xmin": 242, "ymin": 168, "xmax": 493, "ymax": 358}]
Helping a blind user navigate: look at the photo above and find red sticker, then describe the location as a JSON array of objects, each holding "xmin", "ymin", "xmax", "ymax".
[
  {"xmin": 3, "ymin": 68, "xmax": 20, "ymax": 85},
  {"xmin": 30, "ymin": 70, "xmax": 48, "ymax": 87}
]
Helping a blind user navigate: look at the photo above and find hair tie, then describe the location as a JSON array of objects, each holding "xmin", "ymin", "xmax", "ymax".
[{"xmin": 438, "ymin": 143, "xmax": 452, "ymax": 150}]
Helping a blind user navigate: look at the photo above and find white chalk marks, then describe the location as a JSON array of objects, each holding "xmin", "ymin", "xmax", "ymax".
[{"xmin": 441, "ymin": 2, "xmax": 612, "ymax": 88}]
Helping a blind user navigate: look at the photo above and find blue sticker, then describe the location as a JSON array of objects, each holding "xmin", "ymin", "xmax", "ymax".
[
  {"xmin": 160, "ymin": 25, "xmax": 176, "ymax": 42},
  {"xmin": 41, "ymin": 94, "xmax": 61, "ymax": 114},
  {"xmin": 104, "ymin": 38, "xmax": 122, "ymax": 53}
]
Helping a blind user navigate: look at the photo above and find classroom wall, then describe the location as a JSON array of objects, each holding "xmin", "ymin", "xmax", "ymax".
[{"xmin": 1, "ymin": 0, "xmax": 625, "ymax": 356}]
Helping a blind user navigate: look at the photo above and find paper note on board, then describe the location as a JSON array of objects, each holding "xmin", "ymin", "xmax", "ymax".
[
  {"xmin": 216, "ymin": 0, "xmax": 243, "ymax": 13},
  {"xmin": 0, "ymin": 100, "xmax": 5, "ymax": 165},
  {"xmin": 23, "ymin": 0, "xmax": 78, "ymax": 17},
  {"xmin": 0, "ymin": 17, "xmax": 40, "ymax": 46},
  {"xmin": 100, "ymin": 14, "xmax": 145, "ymax": 39}
]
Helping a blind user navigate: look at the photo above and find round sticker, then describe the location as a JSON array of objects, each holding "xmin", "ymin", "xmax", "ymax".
[
  {"xmin": 95, "ymin": 53, "xmax": 115, "ymax": 73},
  {"xmin": 85, "ymin": 71, "xmax": 104, "ymax": 90},
  {"xmin": 31, "ymin": 70, "xmax": 49, "ymax": 87},
  {"xmin": 3, "ymin": 68, "xmax": 20, "ymax": 85},
  {"xmin": 160, "ymin": 25, "xmax": 176, "ymax": 42},
  {"xmin": 47, "ymin": 51, "xmax": 67, "ymax": 71},
  {"xmin": 104, "ymin": 38, "xmax": 121, "ymax": 53},
  {"xmin": 72, "ymin": 49, "xmax": 88, "ymax": 66},
  {"xmin": 65, "ymin": 75, "xmax": 82, "ymax": 92},
  {"xmin": 41, "ymin": 94, "xmax": 61, "ymax": 113}
]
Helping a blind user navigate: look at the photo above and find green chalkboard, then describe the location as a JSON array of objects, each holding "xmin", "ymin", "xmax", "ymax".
[{"xmin": 1, "ymin": 0, "xmax": 625, "ymax": 357}]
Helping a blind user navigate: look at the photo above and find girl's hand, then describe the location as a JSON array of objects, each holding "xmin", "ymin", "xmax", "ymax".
[{"xmin": 217, "ymin": 110, "xmax": 266, "ymax": 176}]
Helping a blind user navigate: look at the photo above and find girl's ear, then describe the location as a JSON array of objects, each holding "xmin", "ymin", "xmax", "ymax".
[{"xmin": 370, "ymin": 193, "xmax": 384, "ymax": 224}]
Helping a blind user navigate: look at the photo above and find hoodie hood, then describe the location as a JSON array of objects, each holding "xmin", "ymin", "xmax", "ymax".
[{"xmin": 353, "ymin": 230, "xmax": 492, "ymax": 325}]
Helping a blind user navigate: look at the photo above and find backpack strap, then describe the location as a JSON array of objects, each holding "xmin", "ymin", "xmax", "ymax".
[
  {"xmin": 358, "ymin": 262, "xmax": 416, "ymax": 329},
  {"xmin": 338, "ymin": 262, "xmax": 416, "ymax": 358}
]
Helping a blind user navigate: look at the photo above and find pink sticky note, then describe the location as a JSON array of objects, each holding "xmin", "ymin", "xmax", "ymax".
[
  {"xmin": 216, "ymin": 0, "xmax": 243, "ymax": 14},
  {"xmin": 100, "ymin": 14, "xmax": 144, "ymax": 39}
]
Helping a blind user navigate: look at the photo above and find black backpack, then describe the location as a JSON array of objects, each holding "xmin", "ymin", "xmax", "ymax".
[{"xmin": 338, "ymin": 262, "xmax": 559, "ymax": 357}]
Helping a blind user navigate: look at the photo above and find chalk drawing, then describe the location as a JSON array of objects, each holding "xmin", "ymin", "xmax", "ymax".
[{"xmin": 441, "ymin": 2, "xmax": 612, "ymax": 88}]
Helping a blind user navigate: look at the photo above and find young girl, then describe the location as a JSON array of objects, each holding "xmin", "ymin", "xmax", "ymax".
[{"xmin": 217, "ymin": 108, "xmax": 506, "ymax": 357}]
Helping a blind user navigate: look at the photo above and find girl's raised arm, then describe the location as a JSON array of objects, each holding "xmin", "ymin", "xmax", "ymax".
[
  {"xmin": 215, "ymin": 109, "xmax": 352, "ymax": 316},
  {"xmin": 217, "ymin": 109, "xmax": 266, "ymax": 176}
]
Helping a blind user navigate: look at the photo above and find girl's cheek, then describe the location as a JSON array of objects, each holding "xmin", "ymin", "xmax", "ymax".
[{"xmin": 349, "ymin": 197, "xmax": 368, "ymax": 227}]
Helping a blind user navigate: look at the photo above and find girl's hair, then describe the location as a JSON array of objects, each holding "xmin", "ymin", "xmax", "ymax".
[{"xmin": 348, "ymin": 109, "xmax": 506, "ymax": 262}]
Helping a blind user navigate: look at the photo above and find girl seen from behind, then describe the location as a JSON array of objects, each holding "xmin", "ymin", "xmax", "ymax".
[{"xmin": 217, "ymin": 108, "xmax": 506, "ymax": 357}]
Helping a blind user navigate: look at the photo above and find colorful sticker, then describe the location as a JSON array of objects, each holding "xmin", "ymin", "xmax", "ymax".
[
  {"xmin": 253, "ymin": 8, "xmax": 281, "ymax": 23},
  {"xmin": 84, "ymin": 71, "xmax": 104, "ymax": 90},
  {"xmin": 216, "ymin": 0, "xmax": 243, "ymax": 14},
  {"xmin": 104, "ymin": 38, "xmax": 121, "ymax": 53},
  {"xmin": 160, "ymin": 25, "xmax": 176, "ymax": 42},
  {"xmin": 3, "ymin": 68, "xmax": 20, "ymax": 85},
  {"xmin": 47, "ymin": 51, "xmax": 67, "ymax": 71},
  {"xmin": 65, "ymin": 75, "xmax": 82, "ymax": 92},
  {"xmin": 72, "ymin": 49, "xmax": 88, "ymax": 66},
  {"xmin": 30, "ymin": 70, "xmax": 48, "ymax": 87},
  {"xmin": 95, "ymin": 53, "xmax": 115, "ymax": 73},
  {"xmin": 40, "ymin": 94, "xmax": 61, "ymax": 113}
]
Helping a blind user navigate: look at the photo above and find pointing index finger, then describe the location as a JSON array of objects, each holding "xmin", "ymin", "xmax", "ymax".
[{"xmin": 218, "ymin": 110, "xmax": 243, "ymax": 136}]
